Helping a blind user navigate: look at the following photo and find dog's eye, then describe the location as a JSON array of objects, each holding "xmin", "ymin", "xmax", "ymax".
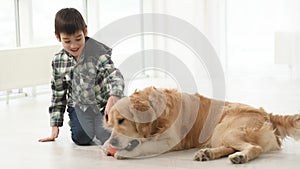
[
  {"xmin": 105, "ymin": 114, "xmax": 109, "ymax": 122},
  {"xmin": 118, "ymin": 118, "xmax": 125, "ymax": 125}
]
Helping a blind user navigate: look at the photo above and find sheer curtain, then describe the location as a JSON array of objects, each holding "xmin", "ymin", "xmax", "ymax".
[
  {"xmin": 227, "ymin": 0, "xmax": 300, "ymax": 79},
  {"xmin": 150, "ymin": 0, "xmax": 300, "ymax": 80},
  {"xmin": 137, "ymin": 0, "xmax": 227, "ymax": 95}
]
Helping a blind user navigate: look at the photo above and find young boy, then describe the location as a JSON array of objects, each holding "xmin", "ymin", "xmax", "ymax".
[{"xmin": 39, "ymin": 8, "xmax": 124, "ymax": 145}]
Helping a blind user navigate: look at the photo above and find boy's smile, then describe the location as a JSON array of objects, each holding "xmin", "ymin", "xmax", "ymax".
[{"xmin": 58, "ymin": 30, "xmax": 87, "ymax": 61}]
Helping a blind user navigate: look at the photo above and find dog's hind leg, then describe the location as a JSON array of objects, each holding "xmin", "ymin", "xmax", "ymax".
[
  {"xmin": 228, "ymin": 142, "xmax": 263, "ymax": 164},
  {"xmin": 217, "ymin": 130, "xmax": 264, "ymax": 164},
  {"xmin": 193, "ymin": 146, "xmax": 235, "ymax": 161}
]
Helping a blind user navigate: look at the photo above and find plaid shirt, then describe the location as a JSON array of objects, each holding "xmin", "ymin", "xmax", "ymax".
[{"xmin": 49, "ymin": 37, "xmax": 124, "ymax": 127}]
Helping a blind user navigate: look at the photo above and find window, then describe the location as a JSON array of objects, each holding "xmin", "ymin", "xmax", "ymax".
[
  {"xmin": 0, "ymin": 1, "xmax": 16, "ymax": 49},
  {"xmin": 88, "ymin": 0, "xmax": 142, "ymax": 77},
  {"xmin": 30, "ymin": 0, "xmax": 84, "ymax": 46}
]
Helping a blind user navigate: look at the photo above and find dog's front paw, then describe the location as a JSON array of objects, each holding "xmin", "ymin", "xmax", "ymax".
[
  {"xmin": 113, "ymin": 140, "xmax": 142, "ymax": 159},
  {"xmin": 193, "ymin": 148, "xmax": 213, "ymax": 161},
  {"xmin": 114, "ymin": 150, "xmax": 129, "ymax": 160}
]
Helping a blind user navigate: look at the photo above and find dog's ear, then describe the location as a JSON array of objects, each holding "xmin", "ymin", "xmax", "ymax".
[
  {"xmin": 135, "ymin": 122, "xmax": 153, "ymax": 137},
  {"xmin": 135, "ymin": 119, "xmax": 169, "ymax": 137},
  {"xmin": 128, "ymin": 87, "xmax": 169, "ymax": 137},
  {"xmin": 129, "ymin": 101, "xmax": 157, "ymax": 136},
  {"xmin": 148, "ymin": 87, "xmax": 167, "ymax": 117}
]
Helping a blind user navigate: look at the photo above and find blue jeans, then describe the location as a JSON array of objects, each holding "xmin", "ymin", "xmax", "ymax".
[{"xmin": 67, "ymin": 106, "xmax": 111, "ymax": 145}]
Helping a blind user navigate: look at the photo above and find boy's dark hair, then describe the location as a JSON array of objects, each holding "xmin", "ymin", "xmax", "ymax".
[{"xmin": 55, "ymin": 8, "xmax": 87, "ymax": 38}]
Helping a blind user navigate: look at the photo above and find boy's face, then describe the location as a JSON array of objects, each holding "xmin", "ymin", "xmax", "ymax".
[{"xmin": 57, "ymin": 30, "xmax": 87, "ymax": 59}]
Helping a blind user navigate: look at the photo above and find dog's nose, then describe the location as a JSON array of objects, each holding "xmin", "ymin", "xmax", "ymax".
[{"xmin": 109, "ymin": 138, "xmax": 119, "ymax": 147}]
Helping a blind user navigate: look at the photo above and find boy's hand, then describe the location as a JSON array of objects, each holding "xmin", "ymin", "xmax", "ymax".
[
  {"xmin": 105, "ymin": 95, "xmax": 120, "ymax": 115},
  {"xmin": 38, "ymin": 126, "xmax": 59, "ymax": 142}
]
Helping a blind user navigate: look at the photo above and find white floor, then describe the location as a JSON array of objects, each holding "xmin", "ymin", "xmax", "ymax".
[{"xmin": 1, "ymin": 77, "xmax": 300, "ymax": 169}]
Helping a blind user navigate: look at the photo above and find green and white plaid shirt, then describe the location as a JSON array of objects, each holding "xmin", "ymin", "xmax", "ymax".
[{"xmin": 49, "ymin": 37, "xmax": 124, "ymax": 127}]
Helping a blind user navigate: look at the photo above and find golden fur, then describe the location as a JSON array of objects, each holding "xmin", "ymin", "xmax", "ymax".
[{"xmin": 103, "ymin": 87, "xmax": 300, "ymax": 164}]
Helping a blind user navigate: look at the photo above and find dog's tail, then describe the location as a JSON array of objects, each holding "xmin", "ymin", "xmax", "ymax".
[{"xmin": 270, "ymin": 113, "xmax": 300, "ymax": 140}]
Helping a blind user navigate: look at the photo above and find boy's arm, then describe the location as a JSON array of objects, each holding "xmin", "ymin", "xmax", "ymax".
[
  {"xmin": 99, "ymin": 54, "xmax": 125, "ymax": 98},
  {"xmin": 39, "ymin": 56, "xmax": 67, "ymax": 142},
  {"xmin": 48, "ymin": 58, "xmax": 68, "ymax": 127}
]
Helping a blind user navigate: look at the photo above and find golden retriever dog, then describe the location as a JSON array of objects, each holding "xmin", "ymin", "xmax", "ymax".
[{"xmin": 102, "ymin": 87, "xmax": 300, "ymax": 164}]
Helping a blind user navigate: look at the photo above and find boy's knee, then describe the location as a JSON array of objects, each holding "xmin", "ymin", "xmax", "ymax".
[
  {"xmin": 71, "ymin": 130, "xmax": 93, "ymax": 145},
  {"xmin": 97, "ymin": 131, "xmax": 111, "ymax": 144}
]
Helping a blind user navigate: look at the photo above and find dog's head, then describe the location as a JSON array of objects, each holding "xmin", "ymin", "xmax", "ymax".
[{"xmin": 104, "ymin": 87, "xmax": 175, "ymax": 149}]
